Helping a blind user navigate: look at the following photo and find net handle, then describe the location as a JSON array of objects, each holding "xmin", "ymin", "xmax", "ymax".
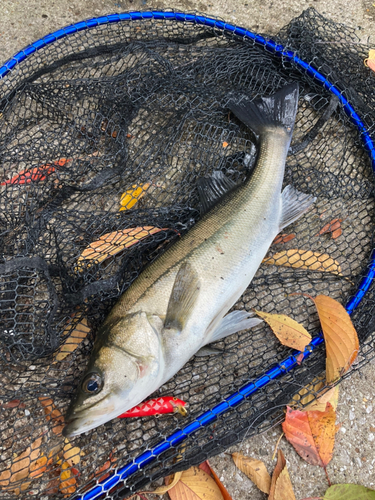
[{"xmin": 1, "ymin": 11, "xmax": 374, "ymax": 500}]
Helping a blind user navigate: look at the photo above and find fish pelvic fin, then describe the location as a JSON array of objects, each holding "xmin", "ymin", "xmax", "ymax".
[
  {"xmin": 207, "ymin": 310, "xmax": 263, "ymax": 344},
  {"xmin": 279, "ymin": 185, "xmax": 317, "ymax": 230},
  {"xmin": 228, "ymin": 82, "xmax": 299, "ymax": 137},
  {"xmin": 164, "ymin": 262, "xmax": 201, "ymax": 331}
]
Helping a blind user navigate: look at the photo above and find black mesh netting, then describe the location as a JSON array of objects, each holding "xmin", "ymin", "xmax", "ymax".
[{"xmin": 1, "ymin": 8, "xmax": 375, "ymax": 499}]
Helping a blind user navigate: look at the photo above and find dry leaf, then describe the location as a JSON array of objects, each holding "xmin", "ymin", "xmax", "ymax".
[
  {"xmin": 272, "ymin": 233, "xmax": 296, "ymax": 245},
  {"xmin": 167, "ymin": 466, "xmax": 224, "ymax": 500},
  {"xmin": 269, "ymin": 450, "xmax": 296, "ymax": 500},
  {"xmin": 254, "ymin": 310, "xmax": 311, "ymax": 351},
  {"xmin": 38, "ymin": 397, "xmax": 65, "ymax": 435},
  {"xmin": 59, "ymin": 461, "xmax": 77, "ymax": 497},
  {"xmin": 263, "ymin": 249, "xmax": 342, "ymax": 276},
  {"xmin": 53, "ymin": 315, "xmax": 90, "ymax": 362},
  {"xmin": 291, "ymin": 374, "xmax": 326, "ymax": 408},
  {"xmin": 282, "ymin": 403, "xmax": 337, "ymax": 468},
  {"xmin": 199, "ymin": 461, "xmax": 233, "ymax": 500},
  {"xmin": 149, "ymin": 471, "xmax": 183, "ymax": 494},
  {"xmin": 63, "ymin": 440, "xmax": 84, "ymax": 467},
  {"xmin": 77, "ymin": 226, "xmax": 166, "ymax": 268},
  {"xmin": 1, "ymin": 399, "xmax": 26, "ymax": 409},
  {"xmin": 304, "ymin": 385, "xmax": 340, "ymax": 412},
  {"xmin": 364, "ymin": 49, "xmax": 375, "ymax": 72},
  {"xmin": 313, "ymin": 295, "xmax": 359, "ymax": 383},
  {"xmin": 222, "ymin": 141, "xmax": 229, "ymax": 148},
  {"xmin": 119, "ymin": 183, "xmax": 151, "ymax": 211},
  {"xmin": 316, "ymin": 218, "xmax": 342, "ymax": 239},
  {"xmin": 232, "ymin": 452, "xmax": 271, "ymax": 494}
]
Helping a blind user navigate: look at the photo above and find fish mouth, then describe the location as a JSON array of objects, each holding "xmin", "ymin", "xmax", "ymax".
[{"xmin": 62, "ymin": 394, "xmax": 112, "ymax": 437}]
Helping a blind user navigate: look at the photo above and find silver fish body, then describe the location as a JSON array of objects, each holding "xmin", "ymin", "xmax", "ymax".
[{"xmin": 63, "ymin": 83, "xmax": 316, "ymax": 437}]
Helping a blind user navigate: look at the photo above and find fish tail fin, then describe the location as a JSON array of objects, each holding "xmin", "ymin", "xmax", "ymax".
[{"xmin": 228, "ymin": 82, "xmax": 299, "ymax": 137}]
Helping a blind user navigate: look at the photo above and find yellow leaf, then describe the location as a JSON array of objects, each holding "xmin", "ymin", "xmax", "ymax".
[
  {"xmin": 304, "ymin": 384, "xmax": 340, "ymax": 412},
  {"xmin": 254, "ymin": 310, "xmax": 311, "ymax": 351},
  {"xmin": 76, "ymin": 226, "xmax": 166, "ymax": 269},
  {"xmin": 53, "ymin": 315, "xmax": 90, "ymax": 362},
  {"xmin": 63, "ymin": 440, "xmax": 84, "ymax": 467},
  {"xmin": 263, "ymin": 249, "xmax": 342, "ymax": 276},
  {"xmin": 147, "ymin": 471, "xmax": 183, "ymax": 495},
  {"xmin": 269, "ymin": 450, "xmax": 296, "ymax": 500},
  {"xmin": 232, "ymin": 452, "xmax": 271, "ymax": 494},
  {"xmin": 119, "ymin": 182, "xmax": 151, "ymax": 211},
  {"xmin": 167, "ymin": 466, "xmax": 224, "ymax": 500},
  {"xmin": 313, "ymin": 295, "xmax": 359, "ymax": 383},
  {"xmin": 59, "ymin": 461, "xmax": 77, "ymax": 497},
  {"xmin": 290, "ymin": 374, "xmax": 325, "ymax": 407}
]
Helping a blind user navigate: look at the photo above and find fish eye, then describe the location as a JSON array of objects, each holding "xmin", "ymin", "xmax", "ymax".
[{"xmin": 82, "ymin": 373, "xmax": 103, "ymax": 394}]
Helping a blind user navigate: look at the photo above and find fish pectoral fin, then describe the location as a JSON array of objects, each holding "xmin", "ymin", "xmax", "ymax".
[
  {"xmin": 207, "ymin": 310, "xmax": 263, "ymax": 343},
  {"xmin": 197, "ymin": 171, "xmax": 237, "ymax": 215},
  {"xmin": 279, "ymin": 185, "xmax": 317, "ymax": 230},
  {"xmin": 195, "ymin": 346, "xmax": 224, "ymax": 357},
  {"xmin": 164, "ymin": 262, "xmax": 201, "ymax": 331}
]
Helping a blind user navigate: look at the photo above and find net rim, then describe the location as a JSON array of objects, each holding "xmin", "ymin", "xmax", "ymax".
[{"xmin": 0, "ymin": 10, "xmax": 374, "ymax": 499}]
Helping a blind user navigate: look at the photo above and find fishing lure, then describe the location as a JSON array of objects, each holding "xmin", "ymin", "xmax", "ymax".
[
  {"xmin": 1, "ymin": 158, "xmax": 71, "ymax": 186},
  {"xmin": 117, "ymin": 397, "xmax": 187, "ymax": 418}
]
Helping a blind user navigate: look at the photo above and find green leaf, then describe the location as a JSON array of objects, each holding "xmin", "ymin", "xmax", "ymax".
[{"xmin": 324, "ymin": 484, "xmax": 375, "ymax": 500}]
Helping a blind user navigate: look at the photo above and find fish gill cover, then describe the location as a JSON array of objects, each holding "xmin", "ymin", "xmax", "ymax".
[{"xmin": 0, "ymin": 7, "xmax": 374, "ymax": 499}]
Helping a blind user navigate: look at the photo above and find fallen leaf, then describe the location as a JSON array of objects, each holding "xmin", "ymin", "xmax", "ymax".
[
  {"xmin": 59, "ymin": 461, "xmax": 77, "ymax": 497},
  {"xmin": 291, "ymin": 374, "xmax": 326, "ymax": 408},
  {"xmin": 0, "ymin": 437, "xmax": 43, "ymax": 491},
  {"xmin": 92, "ymin": 450, "xmax": 117, "ymax": 482},
  {"xmin": 149, "ymin": 471, "xmax": 183, "ymax": 495},
  {"xmin": 119, "ymin": 183, "xmax": 151, "ymax": 211},
  {"xmin": 200, "ymin": 461, "xmax": 233, "ymax": 500},
  {"xmin": 38, "ymin": 397, "xmax": 65, "ymax": 435},
  {"xmin": 263, "ymin": 249, "xmax": 342, "ymax": 276},
  {"xmin": 364, "ymin": 49, "xmax": 375, "ymax": 73},
  {"xmin": 272, "ymin": 233, "xmax": 296, "ymax": 245},
  {"xmin": 304, "ymin": 384, "xmax": 340, "ymax": 412},
  {"xmin": 313, "ymin": 295, "xmax": 359, "ymax": 383},
  {"xmin": 167, "ymin": 466, "xmax": 224, "ymax": 500},
  {"xmin": 316, "ymin": 218, "xmax": 342, "ymax": 239},
  {"xmin": 269, "ymin": 450, "xmax": 296, "ymax": 500},
  {"xmin": 1, "ymin": 399, "xmax": 26, "ymax": 409},
  {"xmin": 323, "ymin": 483, "xmax": 375, "ymax": 499},
  {"xmin": 282, "ymin": 403, "xmax": 337, "ymax": 468},
  {"xmin": 254, "ymin": 310, "xmax": 311, "ymax": 351},
  {"xmin": 53, "ymin": 315, "xmax": 90, "ymax": 362},
  {"xmin": 232, "ymin": 452, "xmax": 271, "ymax": 494},
  {"xmin": 77, "ymin": 226, "xmax": 167, "ymax": 268},
  {"xmin": 222, "ymin": 142, "xmax": 229, "ymax": 148},
  {"xmin": 63, "ymin": 440, "xmax": 84, "ymax": 467}
]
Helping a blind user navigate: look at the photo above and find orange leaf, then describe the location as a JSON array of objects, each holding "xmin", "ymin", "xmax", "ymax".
[
  {"xmin": 282, "ymin": 403, "xmax": 337, "ymax": 468},
  {"xmin": 167, "ymin": 466, "xmax": 224, "ymax": 500},
  {"xmin": 232, "ymin": 452, "xmax": 271, "ymax": 494},
  {"xmin": 38, "ymin": 397, "xmax": 65, "ymax": 435},
  {"xmin": 304, "ymin": 384, "xmax": 340, "ymax": 412},
  {"xmin": 254, "ymin": 310, "xmax": 311, "ymax": 351},
  {"xmin": 269, "ymin": 450, "xmax": 296, "ymax": 500},
  {"xmin": 1, "ymin": 399, "xmax": 26, "ymax": 409},
  {"xmin": 200, "ymin": 461, "xmax": 233, "ymax": 500},
  {"xmin": 263, "ymin": 249, "xmax": 342, "ymax": 276},
  {"xmin": 272, "ymin": 233, "xmax": 296, "ymax": 245},
  {"xmin": 313, "ymin": 295, "xmax": 359, "ymax": 383},
  {"xmin": 76, "ymin": 226, "xmax": 167, "ymax": 268},
  {"xmin": 222, "ymin": 142, "xmax": 229, "ymax": 148},
  {"xmin": 63, "ymin": 440, "xmax": 84, "ymax": 467},
  {"xmin": 316, "ymin": 218, "xmax": 342, "ymax": 239},
  {"xmin": 59, "ymin": 461, "xmax": 77, "ymax": 497},
  {"xmin": 119, "ymin": 182, "xmax": 151, "ymax": 211},
  {"xmin": 53, "ymin": 315, "xmax": 90, "ymax": 362}
]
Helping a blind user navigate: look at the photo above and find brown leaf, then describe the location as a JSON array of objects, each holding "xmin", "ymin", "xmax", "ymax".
[
  {"xmin": 38, "ymin": 397, "xmax": 65, "ymax": 435},
  {"xmin": 313, "ymin": 295, "xmax": 359, "ymax": 383},
  {"xmin": 291, "ymin": 374, "xmax": 326, "ymax": 408},
  {"xmin": 269, "ymin": 450, "xmax": 296, "ymax": 500},
  {"xmin": 254, "ymin": 310, "xmax": 311, "ymax": 351},
  {"xmin": 282, "ymin": 404, "xmax": 337, "ymax": 468},
  {"xmin": 304, "ymin": 384, "xmax": 340, "ymax": 412},
  {"xmin": 59, "ymin": 461, "xmax": 77, "ymax": 497},
  {"xmin": 53, "ymin": 315, "xmax": 90, "ymax": 362},
  {"xmin": 200, "ymin": 461, "xmax": 233, "ymax": 500},
  {"xmin": 232, "ymin": 452, "xmax": 271, "ymax": 494},
  {"xmin": 263, "ymin": 249, "xmax": 342, "ymax": 276},
  {"xmin": 77, "ymin": 226, "xmax": 166, "ymax": 268},
  {"xmin": 167, "ymin": 466, "xmax": 224, "ymax": 500},
  {"xmin": 1, "ymin": 399, "xmax": 26, "ymax": 409},
  {"xmin": 316, "ymin": 218, "xmax": 343, "ymax": 239},
  {"xmin": 272, "ymin": 233, "xmax": 296, "ymax": 245}
]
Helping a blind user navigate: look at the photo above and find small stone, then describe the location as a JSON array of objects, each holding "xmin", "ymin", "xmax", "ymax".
[
  {"xmin": 340, "ymin": 427, "xmax": 347, "ymax": 433},
  {"xmin": 349, "ymin": 409, "xmax": 355, "ymax": 421},
  {"xmin": 366, "ymin": 405, "xmax": 373, "ymax": 414},
  {"xmin": 25, "ymin": 409, "xmax": 30, "ymax": 416},
  {"xmin": 369, "ymin": 433, "xmax": 374, "ymax": 442}
]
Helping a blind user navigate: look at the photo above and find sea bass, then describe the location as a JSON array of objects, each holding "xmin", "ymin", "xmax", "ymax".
[{"xmin": 63, "ymin": 83, "xmax": 315, "ymax": 437}]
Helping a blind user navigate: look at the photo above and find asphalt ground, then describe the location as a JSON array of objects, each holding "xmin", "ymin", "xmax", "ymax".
[{"xmin": 0, "ymin": 1, "xmax": 374, "ymax": 499}]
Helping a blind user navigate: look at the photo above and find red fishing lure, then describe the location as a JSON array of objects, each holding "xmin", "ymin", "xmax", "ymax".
[
  {"xmin": 117, "ymin": 396, "xmax": 187, "ymax": 418},
  {"xmin": 1, "ymin": 158, "xmax": 71, "ymax": 186}
]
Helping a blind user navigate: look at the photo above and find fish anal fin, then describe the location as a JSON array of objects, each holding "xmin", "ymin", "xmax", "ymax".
[
  {"xmin": 279, "ymin": 185, "xmax": 316, "ymax": 231},
  {"xmin": 197, "ymin": 171, "xmax": 237, "ymax": 215},
  {"xmin": 164, "ymin": 262, "xmax": 200, "ymax": 331},
  {"xmin": 207, "ymin": 310, "xmax": 262, "ymax": 344}
]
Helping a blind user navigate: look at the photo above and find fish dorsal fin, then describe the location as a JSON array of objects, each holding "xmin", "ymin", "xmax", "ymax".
[
  {"xmin": 197, "ymin": 171, "xmax": 237, "ymax": 215},
  {"xmin": 164, "ymin": 262, "xmax": 201, "ymax": 331},
  {"xmin": 279, "ymin": 185, "xmax": 316, "ymax": 231}
]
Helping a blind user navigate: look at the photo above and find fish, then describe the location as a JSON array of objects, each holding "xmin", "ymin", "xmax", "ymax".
[{"xmin": 63, "ymin": 82, "xmax": 316, "ymax": 437}]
